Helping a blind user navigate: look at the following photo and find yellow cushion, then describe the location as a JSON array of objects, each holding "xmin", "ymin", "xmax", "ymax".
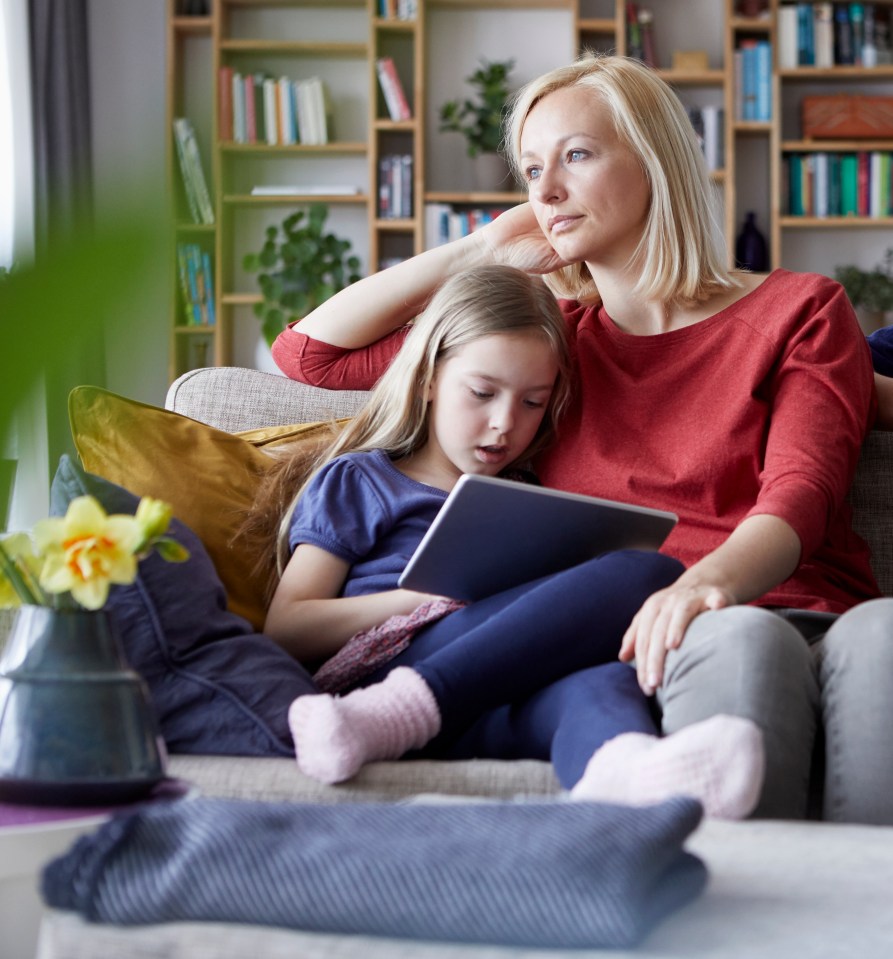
[{"xmin": 68, "ymin": 386, "xmax": 339, "ymax": 630}]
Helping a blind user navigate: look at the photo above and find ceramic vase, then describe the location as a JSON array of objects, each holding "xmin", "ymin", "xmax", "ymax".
[{"xmin": 0, "ymin": 605, "xmax": 166, "ymax": 805}]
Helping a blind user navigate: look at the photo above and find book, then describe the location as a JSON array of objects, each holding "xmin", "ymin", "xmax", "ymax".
[
  {"xmin": 702, "ymin": 106, "xmax": 724, "ymax": 171},
  {"xmin": 778, "ymin": 4, "xmax": 799, "ymax": 69},
  {"xmin": 217, "ymin": 66, "xmax": 234, "ymax": 142},
  {"xmin": 376, "ymin": 57, "xmax": 411, "ymax": 121},
  {"xmin": 813, "ymin": 3, "xmax": 835, "ymax": 68},
  {"xmin": 176, "ymin": 243, "xmax": 215, "ymax": 326},
  {"xmin": 172, "ymin": 118, "xmax": 214, "ymax": 225},
  {"xmin": 263, "ymin": 78, "xmax": 278, "ymax": 145}
]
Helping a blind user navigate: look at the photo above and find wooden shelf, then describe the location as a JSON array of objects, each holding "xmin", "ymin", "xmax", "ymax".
[{"xmin": 166, "ymin": 0, "xmax": 893, "ymax": 377}]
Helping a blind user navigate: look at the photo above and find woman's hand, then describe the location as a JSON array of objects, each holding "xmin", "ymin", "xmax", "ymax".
[
  {"xmin": 618, "ymin": 514, "xmax": 802, "ymax": 696},
  {"xmin": 478, "ymin": 203, "xmax": 571, "ymax": 276},
  {"xmin": 619, "ymin": 582, "xmax": 735, "ymax": 695}
]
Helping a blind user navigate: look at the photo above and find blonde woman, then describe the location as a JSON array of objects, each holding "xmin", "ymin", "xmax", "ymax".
[
  {"xmin": 271, "ymin": 55, "xmax": 892, "ymax": 824},
  {"xmin": 261, "ymin": 264, "xmax": 764, "ymax": 819}
]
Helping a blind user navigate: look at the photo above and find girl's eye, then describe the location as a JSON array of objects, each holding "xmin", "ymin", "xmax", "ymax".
[
  {"xmin": 524, "ymin": 399, "xmax": 546, "ymax": 410},
  {"xmin": 524, "ymin": 165, "xmax": 541, "ymax": 182},
  {"xmin": 471, "ymin": 388, "xmax": 493, "ymax": 400},
  {"xmin": 567, "ymin": 149, "xmax": 587, "ymax": 163}
]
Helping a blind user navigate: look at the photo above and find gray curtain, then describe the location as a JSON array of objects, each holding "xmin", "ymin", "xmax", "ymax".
[{"xmin": 28, "ymin": 0, "xmax": 104, "ymax": 479}]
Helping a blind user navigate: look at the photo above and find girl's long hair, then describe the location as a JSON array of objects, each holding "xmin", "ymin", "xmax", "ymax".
[
  {"xmin": 243, "ymin": 265, "xmax": 572, "ymax": 598},
  {"xmin": 505, "ymin": 53, "xmax": 738, "ymax": 307}
]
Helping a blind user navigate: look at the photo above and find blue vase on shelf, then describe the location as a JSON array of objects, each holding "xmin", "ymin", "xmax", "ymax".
[{"xmin": 735, "ymin": 211, "xmax": 768, "ymax": 273}]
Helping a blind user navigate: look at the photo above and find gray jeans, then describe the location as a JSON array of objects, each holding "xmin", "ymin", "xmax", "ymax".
[{"xmin": 656, "ymin": 599, "xmax": 893, "ymax": 824}]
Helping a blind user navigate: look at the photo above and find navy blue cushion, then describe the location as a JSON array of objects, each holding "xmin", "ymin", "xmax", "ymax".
[{"xmin": 50, "ymin": 455, "xmax": 317, "ymax": 757}]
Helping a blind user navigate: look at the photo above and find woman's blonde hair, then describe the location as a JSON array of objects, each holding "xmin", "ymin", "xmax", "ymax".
[
  {"xmin": 257, "ymin": 265, "xmax": 572, "ymax": 581},
  {"xmin": 505, "ymin": 53, "xmax": 737, "ymax": 307}
]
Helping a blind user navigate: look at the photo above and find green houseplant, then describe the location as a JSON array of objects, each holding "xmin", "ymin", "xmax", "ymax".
[
  {"xmin": 243, "ymin": 204, "xmax": 362, "ymax": 348},
  {"xmin": 835, "ymin": 248, "xmax": 893, "ymax": 315},
  {"xmin": 439, "ymin": 58, "xmax": 515, "ymax": 159}
]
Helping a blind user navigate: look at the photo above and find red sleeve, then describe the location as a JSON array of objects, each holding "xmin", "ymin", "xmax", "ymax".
[
  {"xmin": 270, "ymin": 323, "xmax": 411, "ymax": 390},
  {"xmin": 745, "ymin": 278, "xmax": 875, "ymax": 559}
]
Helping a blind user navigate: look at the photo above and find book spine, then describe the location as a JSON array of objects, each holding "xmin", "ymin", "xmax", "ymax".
[
  {"xmin": 202, "ymin": 250, "xmax": 216, "ymax": 327},
  {"xmin": 217, "ymin": 67, "xmax": 233, "ymax": 142},
  {"xmin": 180, "ymin": 119, "xmax": 214, "ymax": 224},
  {"xmin": 778, "ymin": 5, "xmax": 799, "ymax": 69},
  {"xmin": 172, "ymin": 120, "xmax": 201, "ymax": 223},
  {"xmin": 232, "ymin": 71, "xmax": 245, "ymax": 143},
  {"xmin": 376, "ymin": 57, "xmax": 411, "ymax": 121},
  {"xmin": 840, "ymin": 153, "xmax": 859, "ymax": 215},
  {"xmin": 755, "ymin": 42, "xmax": 771, "ymax": 121},
  {"xmin": 797, "ymin": 2, "xmax": 815, "ymax": 65},
  {"xmin": 244, "ymin": 74, "xmax": 256, "ymax": 144},
  {"xmin": 263, "ymin": 78, "xmax": 278, "ymax": 145},
  {"xmin": 813, "ymin": 3, "xmax": 835, "ymax": 68}
]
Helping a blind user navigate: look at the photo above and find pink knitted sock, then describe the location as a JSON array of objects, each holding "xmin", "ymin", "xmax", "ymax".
[
  {"xmin": 288, "ymin": 667, "xmax": 441, "ymax": 784},
  {"xmin": 570, "ymin": 714, "xmax": 765, "ymax": 820}
]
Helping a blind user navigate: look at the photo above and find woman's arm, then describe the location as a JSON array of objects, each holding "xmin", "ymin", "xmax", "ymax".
[
  {"xmin": 289, "ymin": 203, "xmax": 568, "ymax": 348},
  {"xmin": 619, "ymin": 514, "xmax": 801, "ymax": 694},
  {"xmin": 874, "ymin": 373, "xmax": 893, "ymax": 430},
  {"xmin": 264, "ymin": 543, "xmax": 439, "ymax": 663}
]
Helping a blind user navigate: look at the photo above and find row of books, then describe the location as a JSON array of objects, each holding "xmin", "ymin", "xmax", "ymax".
[
  {"xmin": 425, "ymin": 203, "xmax": 505, "ymax": 248},
  {"xmin": 625, "ymin": 3, "xmax": 658, "ymax": 69},
  {"xmin": 378, "ymin": 154, "xmax": 413, "ymax": 219},
  {"xmin": 734, "ymin": 40, "xmax": 772, "ymax": 121},
  {"xmin": 377, "ymin": 0, "xmax": 417, "ymax": 19},
  {"xmin": 376, "ymin": 57, "xmax": 412, "ymax": 121},
  {"xmin": 778, "ymin": 3, "xmax": 893, "ymax": 69},
  {"xmin": 173, "ymin": 118, "xmax": 214, "ymax": 225},
  {"xmin": 176, "ymin": 243, "xmax": 216, "ymax": 327},
  {"xmin": 784, "ymin": 150, "xmax": 893, "ymax": 217},
  {"xmin": 218, "ymin": 67, "xmax": 330, "ymax": 146},
  {"xmin": 686, "ymin": 106, "xmax": 725, "ymax": 172}
]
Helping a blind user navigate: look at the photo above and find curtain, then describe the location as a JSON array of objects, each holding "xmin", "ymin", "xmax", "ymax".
[{"xmin": 28, "ymin": 0, "xmax": 104, "ymax": 484}]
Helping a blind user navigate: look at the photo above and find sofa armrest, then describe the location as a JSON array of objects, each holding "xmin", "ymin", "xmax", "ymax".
[{"xmin": 165, "ymin": 367, "xmax": 368, "ymax": 432}]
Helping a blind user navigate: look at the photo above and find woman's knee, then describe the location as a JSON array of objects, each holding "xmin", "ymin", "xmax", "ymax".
[{"xmin": 821, "ymin": 597, "xmax": 893, "ymax": 671}]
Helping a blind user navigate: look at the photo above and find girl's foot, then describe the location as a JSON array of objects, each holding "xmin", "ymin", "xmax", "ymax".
[
  {"xmin": 288, "ymin": 667, "xmax": 441, "ymax": 784},
  {"xmin": 570, "ymin": 715, "xmax": 765, "ymax": 820}
]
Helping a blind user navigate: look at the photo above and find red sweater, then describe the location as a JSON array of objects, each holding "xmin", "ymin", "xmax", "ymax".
[{"xmin": 271, "ymin": 270, "xmax": 880, "ymax": 613}]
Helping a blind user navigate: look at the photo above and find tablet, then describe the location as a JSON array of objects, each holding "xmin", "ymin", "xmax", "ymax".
[{"xmin": 398, "ymin": 473, "xmax": 678, "ymax": 602}]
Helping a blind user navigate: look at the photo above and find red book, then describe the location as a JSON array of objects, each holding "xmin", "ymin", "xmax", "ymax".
[
  {"xmin": 244, "ymin": 74, "xmax": 256, "ymax": 143},
  {"xmin": 376, "ymin": 57, "xmax": 411, "ymax": 121},
  {"xmin": 218, "ymin": 66, "xmax": 233, "ymax": 142},
  {"xmin": 857, "ymin": 151, "xmax": 870, "ymax": 216}
]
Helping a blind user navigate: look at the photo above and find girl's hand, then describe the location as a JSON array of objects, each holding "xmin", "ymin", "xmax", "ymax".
[
  {"xmin": 618, "ymin": 582, "xmax": 735, "ymax": 695},
  {"xmin": 478, "ymin": 203, "xmax": 571, "ymax": 276}
]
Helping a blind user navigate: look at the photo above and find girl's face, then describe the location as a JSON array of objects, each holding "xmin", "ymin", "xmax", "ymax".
[
  {"xmin": 519, "ymin": 85, "xmax": 651, "ymax": 270},
  {"xmin": 411, "ymin": 331, "xmax": 559, "ymax": 491}
]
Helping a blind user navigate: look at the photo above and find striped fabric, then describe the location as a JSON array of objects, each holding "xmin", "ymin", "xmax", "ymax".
[{"xmin": 42, "ymin": 796, "xmax": 706, "ymax": 949}]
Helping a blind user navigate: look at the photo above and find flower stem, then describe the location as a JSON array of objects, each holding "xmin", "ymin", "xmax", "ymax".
[{"xmin": 0, "ymin": 540, "xmax": 45, "ymax": 606}]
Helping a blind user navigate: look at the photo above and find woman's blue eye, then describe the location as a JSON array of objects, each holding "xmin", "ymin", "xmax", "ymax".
[
  {"xmin": 568, "ymin": 149, "xmax": 586, "ymax": 162},
  {"xmin": 525, "ymin": 166, "xmax": 541, "ymax": 181}
]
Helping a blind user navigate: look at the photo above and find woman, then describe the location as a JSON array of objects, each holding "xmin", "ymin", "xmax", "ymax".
[{"xmin": 272, "ymin": 55, "xmax": 893, "ymax": 824}]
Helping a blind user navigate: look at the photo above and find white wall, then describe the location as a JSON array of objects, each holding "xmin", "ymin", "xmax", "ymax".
[{"xmin": 88, "ymin": 0, "xmax": 170, "ymax": 407}]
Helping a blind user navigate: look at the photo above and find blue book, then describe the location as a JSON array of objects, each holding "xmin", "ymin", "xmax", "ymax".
[
  {"xmin": 755, "ymin": 42, "xmax": 772, "ymax": 121},
  {"xmin": 797, "ymin": 3, "xmax": 815, "ymax": 64}
]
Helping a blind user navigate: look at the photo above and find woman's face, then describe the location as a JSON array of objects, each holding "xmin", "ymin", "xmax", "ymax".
[{"xmin": 519, "ymin": 85, "xmax": 651, "ymax": 271}]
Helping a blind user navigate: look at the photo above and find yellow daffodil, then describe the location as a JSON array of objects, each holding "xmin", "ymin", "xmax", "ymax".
[
  {"xmin": 134, "ymin": 497, "xmax": 173, "ymax": 549},
  {"xmin": 1, "ymin": 494, "xmax": 187, "ymax": 612},
  {"xmin": 33, "ymin": 496, "xmax": 143, "ymax": 610}
]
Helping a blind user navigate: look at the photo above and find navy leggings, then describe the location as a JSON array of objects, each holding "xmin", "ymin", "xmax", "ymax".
[{"xmin": 365, "ymin": 549, "xmax": 683, "ymax": 788}]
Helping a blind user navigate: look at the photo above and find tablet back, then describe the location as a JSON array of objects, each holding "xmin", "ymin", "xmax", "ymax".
[{"xmin": 398, "ymin": 473, "xmax": 678, "ymax": 601}]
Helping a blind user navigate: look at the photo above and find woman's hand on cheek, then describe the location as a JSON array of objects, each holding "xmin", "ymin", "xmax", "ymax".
[
  {"xmin": 479, "ymin": 203, "xmax": 571, "ymax": 275},
  {"xmin": 619, "ymin": 583, "xmax": 735, "ymax": 695}
]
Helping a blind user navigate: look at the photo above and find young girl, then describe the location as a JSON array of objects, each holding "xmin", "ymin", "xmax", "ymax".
[{"xmin": 265, "ymin": 265, "xmax": 764, "ymax": 817}]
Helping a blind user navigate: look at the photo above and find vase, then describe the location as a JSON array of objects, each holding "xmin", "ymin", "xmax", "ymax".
[
  {"xmin": 473, "ymin": 153, "xmax": 513, "ymax": 192},
  {"xmin": 0, "ymin": 606, "xmax": 166, "ymax": 805}
]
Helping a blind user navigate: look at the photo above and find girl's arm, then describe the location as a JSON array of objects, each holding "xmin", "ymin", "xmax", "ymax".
[
  {"xmin": 618, "ymin": 514, "xmax": 801, "ymax": 694},
  {"xmin": 264, "ymin": 543, "xmax": 440, "ymax": 663},
  {"xmin": 290, "ymin": 203, "xmax": 568, "ymax": 349}
]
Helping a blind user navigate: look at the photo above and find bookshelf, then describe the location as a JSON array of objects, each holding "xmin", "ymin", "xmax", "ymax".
[{"xmin": 166, "ymin": 0, "xmax": 893, "ymax": 376}]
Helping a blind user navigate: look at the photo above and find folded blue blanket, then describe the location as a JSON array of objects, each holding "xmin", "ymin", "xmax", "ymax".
[{"xmin": 42, "ymin": 796, "xmax": 707, "ymax": 949}]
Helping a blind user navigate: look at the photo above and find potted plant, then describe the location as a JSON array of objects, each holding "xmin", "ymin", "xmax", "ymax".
[
  {"xmin": 835, "ymin": 248, "xmax": 893, "ymax": 332},
  {"xmin": 243, "ymin": 204, "xmax": 362, "ymax": 347},
  {"xmin": 439, "ymin": 59, "xmax": 515, "ymax": 190}
]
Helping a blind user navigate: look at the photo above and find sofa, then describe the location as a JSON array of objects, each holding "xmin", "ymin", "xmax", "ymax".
[{"xmin": 27, "ymin": 366, "xmax": 893, "ymax": 956}]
